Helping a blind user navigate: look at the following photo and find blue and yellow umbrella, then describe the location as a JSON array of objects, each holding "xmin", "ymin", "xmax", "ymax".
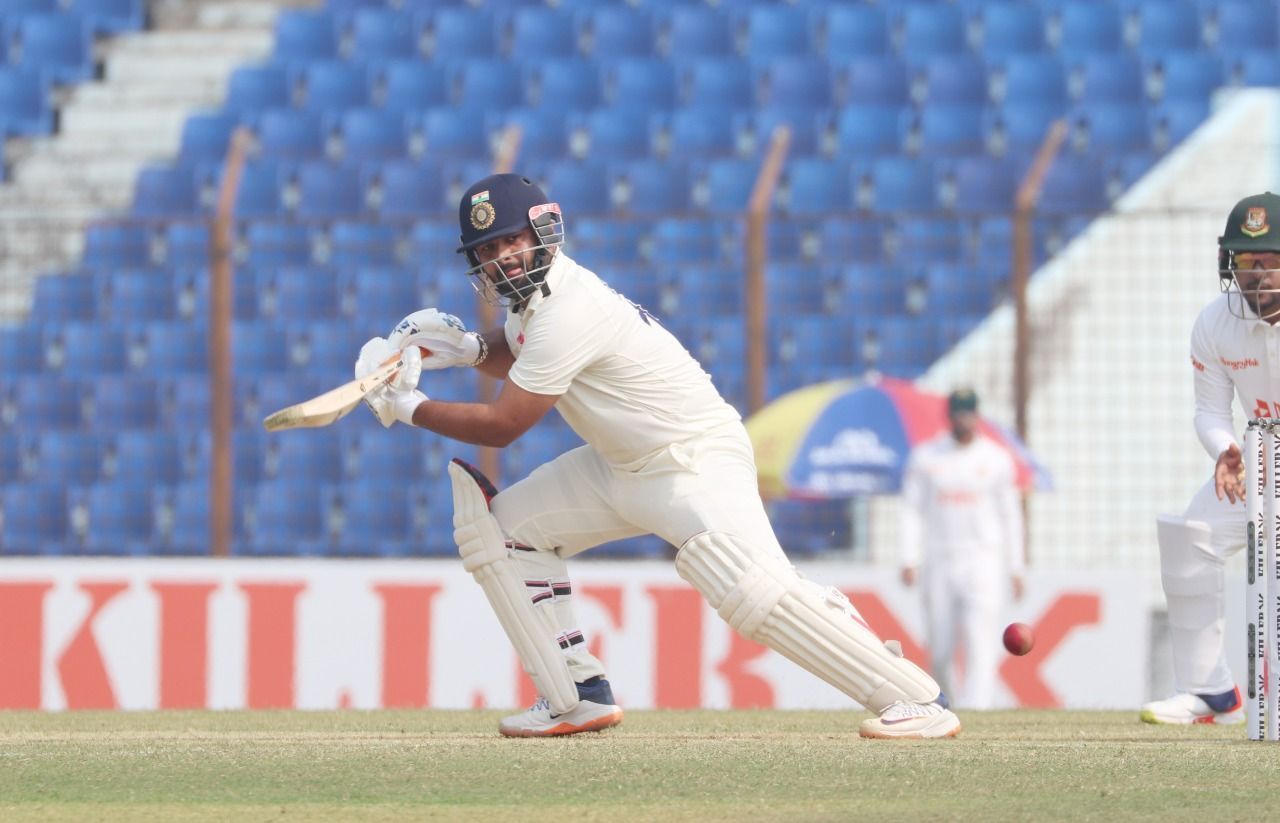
[{"xmin": 746, "ymin": 377, "xmax": 1052, "ymax": 499}]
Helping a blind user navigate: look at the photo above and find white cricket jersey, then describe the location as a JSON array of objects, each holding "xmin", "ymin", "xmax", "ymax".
[
  {"xmin": 899, "ymin": 432, "xmax": 1025, "ymax": 572},
  {"xmin": 503, "ymin": 252, "xmax": 741, "ymax": 469},
  {"xmin": 1189, "ymin": 293, "xmax": 1280, "ymax": 459}
]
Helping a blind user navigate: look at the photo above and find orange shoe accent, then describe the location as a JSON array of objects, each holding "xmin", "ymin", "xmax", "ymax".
[{"xmin": 500, "ymin": 708, "xmax": 623, "ymax": 738}]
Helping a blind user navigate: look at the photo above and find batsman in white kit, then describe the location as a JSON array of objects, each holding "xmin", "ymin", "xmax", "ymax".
[
  {"xmin": 352, "ymin": 173, "xmax": 960, "ymax": 739},
  {"xmin": 1142, "ymin": 192, "xmax": 1280, "ymax": 725}
]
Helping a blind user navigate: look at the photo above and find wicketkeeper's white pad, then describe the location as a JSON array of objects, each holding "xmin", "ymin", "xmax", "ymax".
[
  {"xmin": 449, "ymin": 460, "xmax": 579, "ymax": 715},
  {"xmin": 676, "ymin": 530, "xmax": 939, "ymax": 713}
]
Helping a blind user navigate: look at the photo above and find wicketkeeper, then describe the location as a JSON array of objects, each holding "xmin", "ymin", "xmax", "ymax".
[{"xmin": 354, "ymin": 172, "xmax": 961, "ymax": 739}]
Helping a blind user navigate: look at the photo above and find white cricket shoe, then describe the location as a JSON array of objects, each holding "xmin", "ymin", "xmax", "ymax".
[
  {"xmin": 859, "ymin": 700, "xmax": 962, "ymax": 740},
  {"xmin": 499, "ymin": 696, "xmax": 623, "ymax": 738},
  {"xmin": 1139, "ymin": 688, "xmax": 1244, "ymax": 725}
]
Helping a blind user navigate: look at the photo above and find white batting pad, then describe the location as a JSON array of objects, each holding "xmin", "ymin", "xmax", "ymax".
[
  {"xmin": 449, "ymin": 461, "xmax": 579, "ymax": 715},
  {"xmin": 676, "ymin": 530, "xmax": 939, "ymax": 713}
]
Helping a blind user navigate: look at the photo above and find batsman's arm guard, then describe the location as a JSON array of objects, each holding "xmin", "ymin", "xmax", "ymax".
[
  {"xmin": 676, "ymin": 531, "xmax": 939, "ymax": 713},
  {"xmin": 449, "ymin": 459, "xmax": 579, "ymax": 715}
]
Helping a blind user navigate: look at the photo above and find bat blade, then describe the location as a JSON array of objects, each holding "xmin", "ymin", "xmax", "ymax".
[{"xmin": 262, "ymin": 356, "xmax": 404, "ymax": 433}]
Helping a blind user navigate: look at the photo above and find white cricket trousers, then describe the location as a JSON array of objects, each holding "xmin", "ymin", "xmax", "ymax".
[
  {"xmin": 489, "ymin": 422, "xmax": 789, "ymax": 682},
  {"xmin": 919, "ymin": 553, "xmax": 1004, "ymax": 709}
]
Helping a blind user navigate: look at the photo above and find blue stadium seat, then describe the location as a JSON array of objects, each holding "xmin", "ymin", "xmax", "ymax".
[
  {"xmin": 924, "ymin": 263, "xmax": 1002, "ymax": 317},
  {"xmin": 613, "ymin": 158, "xmax": 689, "ymax": 215},
  {"xmin": 31, "ymin": 272, "xmax": 95, "ymax": 322},
  {"xmin": 578, "ymin": 6, "xmax": 654, "ymax": 58},
  {"xmin": 178, "ymin": 430, "xmax": 264, "ymax": 487},
  {"xmin": 285, "ymin": 317, "xmax": 369, "ymax": 376},
  {"xmin": 373, "ymin": 158, "xmax": 444, "ymax": 217},
  {"xmin": 0, "ymin": 430, "xmax": 16, "ymax": 482},
  {"xmin": 348, "ymin": 8, "xmax": 419, "ymax": 65},
  {"xmin": 695, "ymin": 158, "xmax": 756, "ymax": 214},
  {"xmin": 601, "ymin": 58, "xmax": 677, "ymax": 108},
  {"xmin": 662, "ymin": 264, "xmax": 742, "ymax": 318},
  {"xmin": 525, "ymin": 57, "xmax": 599, "ymax": 112},
  {"xmin": 1155, "ymin": 52, "xmax": 1223, "ymax": 103},
  {"xmin": 1230, "ymin": 49, "xmax": 1280, "ymax": 86},
  {"xmin": 376, "ymin": 61, "xmax": 447, "ymax": 111},
  {"xmin": 898, "ymin": 4, "xmax": 968, "ymax": 55},
  {"xmin": 256, "ymin": 108, "xmax": 329, "ymax": 159},
  {"xmin": 773, "ymin": 313, "xmax": 857, "ymax": 371},
  {"xmin": 542, "ymin": 160, "xmax": 611, "ymax": 214},
  {"xmin": 294, "ymin": 162, "xmax": 365, "ymax": 218},
  {"xmin": 424, "ymin": 7, "xmax": 496, "ymax": 61},
  {"xmin": 179, "ymin": 113, "xmax": 237, "ymax": 164},
  {"xmin": 44, "ymin": 321, "xmax": 128, "ymax": 375},
  {"xmin": 830, "ymin": 104, "xmax": 906, "ymax": 158},
  {"xmin": 1213, "ymin": 1, "xmax": 1278, "ymax": 51},
  {"xmin": 1133, "ymin": 1, "xmax": 1201, "ymax": 57},
  {"xmin": 83, "ymin": 223, "xmax": 153, "ymax": 268},
  {"xmin": 0, "ymin": 485, "xmax": 67, "ymax": 552},
  {"xmin": 411, "ymin": 107, "xmax": 490, "ymax": 160},
  {"xmin": 0, "ymin": 0, "xmax": 59, "ymax": 18},
  {"xmin": 489, "ymin": 107, "xmax": 569, "ymax": 161},
  {"xmin": 980, "ymin": 3, "xmax": 1046, "ymax": 57},
  {"xmin": 817, "ymin": 5, "xmax": 890, "ymax": 59},
  {"xmin": 1039, "ymin": 153, "xmax": 1110, "ymax": 214},
  {"xmin": 243, "ymin": 222, "xmax": 314, "ymax": 267},
  {"xmin": 568, "ymin": 106, "xmax": 651, "ymax": 162},
  {"xmin": 132, "ymin": 165, "xmax": 200, "ymax": 217},
  {"xmin": 757, "ymin": 56, "xmax": 832, "ymax": 108},
  {"xmin": 837, "ymin": 263, "xmax": 905, "ymax": 317},
  {"xmin": 31, "ymin": 431, "xmax": 103, "ymax": 485},
  {"xmin": 301, "ymin": 61, "xmax": 370, "ymax": 114},
  {"xmin": 504, "ymin": 7, "xmax": 575, "ymax": 55},
  {"xmin": 246, "ymin": 480, "xmax": 327, "ymax": 554},
  {"xmin": 264, "ymin": 429, "xmax": 344, "ymax": 482},
  {"xmin": 3, "ymin": 375, "xmax": 83, "ymax": 429},
  {"xmin": 763, "ymin": 262, "xmax": 826, "ymax": 315},
  {"xmin": 153, "ymin": 480, "xmax": 238, "ymax": 556},
  {"xmin": 566, "ymin": 216, "xmax": 647, "ymax": 266},
  {"xmin": 871, "ymin": 156, "xmax": 939, "ymax": 213},
  {"xmin": 0, "ymin": 326, "xmax": 45, "ymax": 375},
  {"xmin": 769, "ymin": 498, "xmax": 852, "ymax": 555},
  {"xmin": 328, "ymin": 221, "xmax": 401, "ymax": 267},
  {"xmin": 338, "ymin": 107, "xmax": 407, "ymax": 160},
  {"xmin": 68, "ymin": 484, "xmax": 154, "ymax": 554},
  {"xmin": 99, "ymin": 269, "xmax": 174, "ymax": 322},
  {"xmin": 989, "ymin": 101, "xmax": 1068, "ymax": 155},
  {"xmin": 910, "ymin": 103, "xmax": 986, "ymax": 156},
  {"xmin": 233, "ymin": 160, "xmax": 285, "ymax": 218},
  {"xmin": 451, "ymin": 59, "xmax": 522, "ymax": 108},
  {"xmin": 12, "ymin": 15, "xmax": 94, "ymax": 85},
  {"xmin": 0, "ymin": 69, "xmax": 52, "ymax": 136},
  {"xmin": 591, "ymin": 535, "xmax": 668, "ymax": 559},
  {"xmin": 91, "ymin": 377, "xmax": 161, "ymax": 430},
  {"xmin": 781, "ymin": 157, "xmax": 851, "ymax": 215},
  {"xmin": 343, "ymin": 268, "xmax": 418, "ymax": 329},
  {"xmin": 680, "ymin": 57, "xmax": 753, "ymax": 108},
  {"xmin": 144, "ymin": 322, "xmax": 208, "ymax": 375},
  {"xmin": 947, "ymin": 155, "xmax": 1019, "ymax": 215},
  {"xmin": 1078, "ymin": 103, "xmax": 1152, "ymax": 153},
  {"xmin": 861, "ymin": 316, "xmax": 935, "ymax": 378},
  {"xmin": 164, "ymin": 224, "xmax": 211, "ymax": 266},
  {"xmin": 657, "ymin": 106, "xmax": 737, "ymax": 160},
  {"xmin": 1150, "ymin": 98, "xmax": 1210, "ymax": 152},
  {"xmin": 736, "ymin": 105, "xmax": 822, "ymax": 158},
  {"xmin": 325, "ymin": 481, "xmax": 412, "ymax": 555},
  {"xmin": 837, "ymin": 55, "xmax": 910, "ymax": 106},
  {"xmin": 740, "ymin": 5, "xmax": 811, "ymax": 58},
  {"xmin": 646, "ymin": 217, "xmax": 728, "ymax": 267},
  {"xmin": 408, "ymin": 221, "xmax": 461, "ymax": 261},
  {"xmin": 659, "ymin": 6, "xmax": 734, "ymax": 57},
  {"xmin": 232, "ymin": 322, "xmax": 289, "ymax": 375},
  {"xmin": 225, "ymin": 65, "xmax": 293, "ymax": 115},
  {"xmin": 272, "ymin": 8, "xmax": 339, "ymax": 64},
  {"xmin": 888, "ymin": 217, "xmax": 966, "ymax": 266},
  {"xmin": 258, "ymin": 266, "xmax": 341, "ymax": 319},
  {"xmin": 1072, "ymin": 53, "xmax": 1147, "ymax": 103},
  {"xmin": 918, "ymin": 54, "xmax": 989, "ymax": 105},
  {"xmin": 995, "ymin": 54, "xmax": 1068, "ymax": 106},
  {"xmin": 68, "ymin": 0, "xmax": 145, "ymax": 35},
  {"xmin": 342, "ymin": 425, "xmax": 426, "ymax": 483},
  {"xmin": 1054, "ymin": 3, "xmax": 1124, "ymax": 56}
]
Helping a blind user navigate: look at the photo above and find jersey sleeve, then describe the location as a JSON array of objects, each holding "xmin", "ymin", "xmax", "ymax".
[
  {"xmin": 507, "ymin": 297, "xmax": 613, "ymax": 396},
  {"xmin": 1189, "ymin": 310, "xmax": 1238, "ymax": 459}
]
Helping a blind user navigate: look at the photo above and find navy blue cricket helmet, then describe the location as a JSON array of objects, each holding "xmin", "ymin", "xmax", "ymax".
[{"xmin": 456, "ymin": 173, "xmax": 564, "ymax": 308}]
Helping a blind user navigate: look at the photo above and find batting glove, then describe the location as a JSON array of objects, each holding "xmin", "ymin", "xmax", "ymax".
[
  {"xmin": 355, "ymin": 337, "xmax": 427, "ymax": 428},
  {"xmin": 388, "ymin": 308, "xmax": 487, "ymax": 370}
]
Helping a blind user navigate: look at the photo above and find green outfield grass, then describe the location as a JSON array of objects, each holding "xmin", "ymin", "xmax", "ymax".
[{"xmin": 0, "ymin": 709, "xmax": 1277, "ymax": 821}]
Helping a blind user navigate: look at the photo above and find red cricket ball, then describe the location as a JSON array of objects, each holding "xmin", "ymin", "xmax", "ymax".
[{"xmin": 1003, "ymin": 622, "xmax": 1035, "ymax": 656}]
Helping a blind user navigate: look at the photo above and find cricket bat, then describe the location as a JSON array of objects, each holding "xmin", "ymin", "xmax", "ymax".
[{"xmin": 262, "ymin": 352, "xmax": 408, "ymax": 433}]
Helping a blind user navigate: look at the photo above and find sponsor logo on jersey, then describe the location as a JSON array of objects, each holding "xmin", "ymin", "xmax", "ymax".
[
  {"xmin": 1220, "ymin": 355, "xmax": 1261, "ymax": 371},
  {"xmin": 1191, "ymin": 354, "xmax": 1205, "ymax": 372},
  {"xmin": 1243, "ymin": 206, "xmax": 1270, "ymax": 238}
]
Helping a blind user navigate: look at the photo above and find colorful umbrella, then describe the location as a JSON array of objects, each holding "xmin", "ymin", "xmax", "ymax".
[{"xmin": 746, "ymin": 376, "xmax": 1052, "ymax": 499}]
